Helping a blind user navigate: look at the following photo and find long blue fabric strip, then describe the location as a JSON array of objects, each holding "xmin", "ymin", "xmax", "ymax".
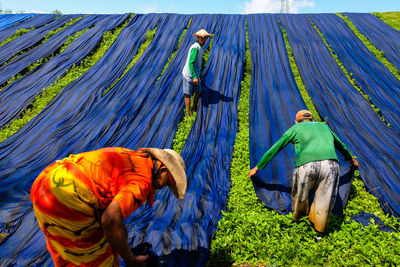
[
  {"xmin": 125, "ymin": 14, "xmax": 245, "ymax": 266},
  {"xmin": 0, "ymin": 14, "xmax": 34, "ymax": 31},
  {"xmin": 0, "ymin": 14, "xmax": 81, "ymax": 65},
  {"xmin": 0, "ymin": 14, "xmax": 58, "ymax": 43},
  {"xmin": 0, "ymin": 14, "xmax": 129, "ymax": 129},
  {"xmin": 0, "ymin": 15, "xmax": 106, "ymax": 87},
  {"xmin": 344, "ymin": 13, "xmax": 400, "ymax": 73},
  {"xmin": 309, "ymin": 14, "xmax": 400, "ymax": 132}
]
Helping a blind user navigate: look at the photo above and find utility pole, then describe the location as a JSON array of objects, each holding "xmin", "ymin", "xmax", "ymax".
[{"xmin": 280, "ymin": 0, "xmax": 290, "ymax": 13}]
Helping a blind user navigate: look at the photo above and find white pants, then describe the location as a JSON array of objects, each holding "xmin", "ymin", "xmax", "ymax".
[{"xmin": 291, "ymin": 159, "xmax": 339, "ymax": 232}]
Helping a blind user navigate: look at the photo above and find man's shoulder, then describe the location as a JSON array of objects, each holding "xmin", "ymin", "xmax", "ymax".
[
  {"xmin": 190, "ymin": 42, "xmax": 201, "ymax": 49},
  {"xmin": 292, "ymin": 121, "xmax": 329, "ymax": 130}
]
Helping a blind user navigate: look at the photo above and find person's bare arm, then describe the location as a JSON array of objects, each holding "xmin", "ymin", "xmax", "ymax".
[{"xmin": 101, "ymin": 200, "xmax": 148, "ymax": 267}]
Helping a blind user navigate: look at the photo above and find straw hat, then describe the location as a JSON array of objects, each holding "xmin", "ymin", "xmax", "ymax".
[
  {"xmin": 144, "ymin": 148, "xmax": 187, "ymax": 199},
  {"xmin": 194, "ymin": 29, "xmax": 213, "ymax": 38},
  {"xmin": 295, "ymin": 110, "xmax": 313, "ymax": 121}
]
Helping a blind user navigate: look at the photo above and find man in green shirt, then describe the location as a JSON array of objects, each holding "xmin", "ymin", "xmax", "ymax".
[
  {"xmin": 248, "ymin": 110, "xmax": 359, "ymax": 232},
  {"xmin": 182, "ymin": 29, "xmax": 213, "ymax": 115}
]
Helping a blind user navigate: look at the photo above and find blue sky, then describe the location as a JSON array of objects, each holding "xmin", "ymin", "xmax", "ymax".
[{"xmin": 1, "ymin": 0, "xmax": 399, "ymax": 14}]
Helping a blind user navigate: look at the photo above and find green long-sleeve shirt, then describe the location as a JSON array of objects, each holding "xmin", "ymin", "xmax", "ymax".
[
  {"xmin": 257, "ymin": 121, "xmax": 353, "ymax": 169},
  {"xmin": 188, "ymin": 47, "xmax": 199, "ymax": 79}
]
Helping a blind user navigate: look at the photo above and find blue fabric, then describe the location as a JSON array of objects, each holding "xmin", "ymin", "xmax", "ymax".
[
  {"xmin": 0, "ymin": 15, "xmax": 106, "ymax": 87},
  {"xmin": 0, "ymin": 13, "xmax": 245, "ymax": 266},
  {"xmin": 351, "ymin": 211, "xmax": 396, "ymax": 233},
  {"xmin": 248, "ymin": 14, "xmax": 354, "ymax": 215},
  {"xmin": 344, "ymin": 13, "xmax": 400, "ymax": 74},
  {"xmin": 0, "ymin": 14, "xmax": 81, "ymax": 66},
  {"xmin": 0, "ymin": 14, "xmax": 34, "ymax": 30},
  {"xmin": 125, "ymin": 14, "xmax": 245, "ymax": 266},
  {"xmin": 0, "ymin": 13, "xmax": 194, "ymax": 265},
  {"xmin": 0, "ymin": 14, "xmax": 129, "ymax": 129},
  {"xmin": 309, "ymin": 14, "xmax": 400, "ymax": 132},
  {"xmin": 0, "ymin": 14, "xmax": 58, "ymax": 43},
  {"xmin": 280, "ymin": 14, "xmax": 400, "ymax": 218}
]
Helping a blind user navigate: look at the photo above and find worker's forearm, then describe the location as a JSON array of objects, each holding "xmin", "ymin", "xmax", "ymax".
[{"xmin": 102, "ymin": 201, "xmax": 135, "ymax": 264}]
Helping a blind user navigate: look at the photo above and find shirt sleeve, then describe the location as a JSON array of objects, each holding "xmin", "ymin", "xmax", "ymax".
[
  {"xmin": 112, "ymin": 153, "xmax": 154, "ymax": 219},
  {"xmin": 257, "ymin": 128, "xmax": 294, "ymax": 169},
  {"xmin": 114, "ymin": 181, "xmax": 153, "ymax": 219},
  {"xmin": 188, "ymin": 47, "xmax": 198, "ymax": 79},
  {"xmin": 331, "ymin": 130, "xmax": 353, "ymax": 161}
]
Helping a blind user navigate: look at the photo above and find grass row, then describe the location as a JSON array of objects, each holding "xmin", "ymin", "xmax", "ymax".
[
  {"xmin": 0, "ymin": 16, "xmax": 83, "ymax": 70},
  {"xmin": 172, "ymin": 28, "xmax": 214, "ymax": 152},
  {"xmin": 103, "ymin": 25, "xmax": 157, "ymax": 95},
  {"xmin": 280, "ymin": 25, "xmax": 322, "ymax": 122},
  {"xmin": 373, "ymin": 11, "xmax": 400, "ymax": 30},
  {"xmin": 0, "ymin": 15, "xmax": 132, "ymax": 143},
  {"xmin": 155, "ymin": 19, "xmax": 192, "ymax": 85},
  {"xmin": 338, "ymin": 13, "xmax": 400, "ymax": 79},
  {"xmin": 310, "ymin": 20, "xmax": 390, "ymax": 127},
  {"xmin": 209, "ymin": 14, "xmax": 400, "ymax": 266},
  {"xmin": 0, "ymin": 26, "xmax": 89, "ymax": 92}
]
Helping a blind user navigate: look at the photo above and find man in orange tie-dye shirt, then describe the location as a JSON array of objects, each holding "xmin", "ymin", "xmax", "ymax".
[{"xmin": 31, "ymin": 147, "xmax": 187, "ymax": 267}]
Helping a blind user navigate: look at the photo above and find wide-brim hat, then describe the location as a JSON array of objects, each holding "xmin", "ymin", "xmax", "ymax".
[
  {"xmin": 296, "ymin": 110, "xmax": 313, "ymax": 121},
  {"xmin": 194, "ymin": 29, "xmax": 213, "ymax": 38},
  {"xmin": 144, "ymin": 148, "xmax": 187, "ymax": 199}
]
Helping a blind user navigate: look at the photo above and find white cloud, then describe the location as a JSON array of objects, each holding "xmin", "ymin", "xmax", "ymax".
[
  {"xmin": 21, "ymin": 10, "xmax": 48, "ymax": 14},
  {"xmin": 138, "ymin": 4, "xmax": 159, "ymax": 14},
  {"xmin": 240, "ymin": 0, "xmax": 315, "ymax": 14},
  {"xmin": 290, "ymin": 0, "xmax": 315, "ymax": 13}
]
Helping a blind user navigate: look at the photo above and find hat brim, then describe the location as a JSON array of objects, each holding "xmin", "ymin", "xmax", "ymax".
[{"xmin": 143, "ymin": 148, "xmax": 187, "ymax": 199}]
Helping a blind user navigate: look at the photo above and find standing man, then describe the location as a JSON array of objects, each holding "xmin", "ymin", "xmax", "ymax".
[
  {"xmin": 182, "ymin": 29, "xmax": 213, "ymax": 115},
  {"xmin": 248, "ymin": 110, "xmax": 358, "ymax": 232},
  {"xmin": 31, "ymin": 147, "xmax": 187, "ymax": 267}
]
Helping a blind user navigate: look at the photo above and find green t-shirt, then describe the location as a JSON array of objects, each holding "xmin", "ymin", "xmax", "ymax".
[{"xmin": 257, "ymin": 121, "xmax": 353, "ymax": 168}]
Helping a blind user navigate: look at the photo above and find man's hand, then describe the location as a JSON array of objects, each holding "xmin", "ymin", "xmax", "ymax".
[
  {"xmin": 102, "ymin": 201, "xmax": 147, "ymax": 266},
  {"xmin": 248, "ymin": 166, "xmax": 259, "ymax": 177},
  {"xmin": 351, "ymin": 158, "xmax": 359, "ymax": 168},
  {"xmin": 193, "ymin": 78, "xmax": 199, "ymax": 85},
  {"xmin": 127, "ymin": 255, "xmax": 148, "ymax": 267}
]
